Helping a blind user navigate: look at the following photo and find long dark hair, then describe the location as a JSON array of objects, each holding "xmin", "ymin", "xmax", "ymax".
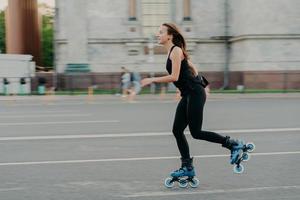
[{"xmin": 162, "ymin": 23, "xmax": 189, "ymax": 60}]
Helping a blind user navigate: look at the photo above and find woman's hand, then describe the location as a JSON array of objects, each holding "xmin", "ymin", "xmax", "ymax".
[{"xmin": 141, "ymin": 78, "xmax": 154, "ymax": 87}]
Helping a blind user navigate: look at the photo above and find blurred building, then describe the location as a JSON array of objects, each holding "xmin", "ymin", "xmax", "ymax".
[
  {"xmin": 5, "ymin": 0, "xmax": 42, "ymax": 66},
  {"xmin": 54, "ymin": 0, "xmax": 300, "ymax": 89},
  {"xmin": 38, "ymin": 2, "xmax": 55, "ymax": 17}
]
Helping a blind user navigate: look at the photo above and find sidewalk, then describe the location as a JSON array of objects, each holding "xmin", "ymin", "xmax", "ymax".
[{"xmin": 1, "ymin": 93, "xmax": 300, "ymax": 102}]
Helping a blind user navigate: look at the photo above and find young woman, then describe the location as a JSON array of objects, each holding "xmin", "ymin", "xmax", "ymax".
[{"xmin": 141, "ymin": 23, "xmax": 254, "ymax": 181}]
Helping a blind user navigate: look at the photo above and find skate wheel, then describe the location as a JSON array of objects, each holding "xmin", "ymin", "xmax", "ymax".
[
  {"xmin": 178, "ymin": 179, "xmax": 188, "ymax": 188},
  {"xmin": 189, "ymin": 177, "xmax": 200, "ymax": 188},
  {"xmin": 246, "ymin": 143, "xmax": 255, "ymax": 152},
  {"xmin": 164, "ymin": 177, "xmax": 175, "ymax": 188},
  {"xmin": 242, "ymin": 153, "xmax": 250, "ymax": 162},
  {"xmin": 233, "ymin": 164, "xmax": 244, "ymax": 174}
]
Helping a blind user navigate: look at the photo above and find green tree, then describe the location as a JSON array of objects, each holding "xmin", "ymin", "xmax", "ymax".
[
  {"xmin": 42, "ymin": 14, "xmax": 54, "ymax": 69},
  {"xmin": 0, "ymin": 10, "xmax": 6, "ymax": 53}
]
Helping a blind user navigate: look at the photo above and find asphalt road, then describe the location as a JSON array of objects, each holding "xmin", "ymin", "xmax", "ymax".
[{"xmin": 0, "ymin": 94, "xmax": 299, "ymax": 200}]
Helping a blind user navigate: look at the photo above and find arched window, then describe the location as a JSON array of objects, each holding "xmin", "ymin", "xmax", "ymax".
[
  {"xmin": 128, "ymin": 0, "xmax": 137, "ymax": 21},
  {"xmin": 183, "ymin": 0, "xmax": 191, "ymax": 21},
  {"xmin": 141, "ymin": 0, "xmax": 171, "ymax": 38}
]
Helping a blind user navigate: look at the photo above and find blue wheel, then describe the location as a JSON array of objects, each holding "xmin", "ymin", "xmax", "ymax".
[
  {"xmin": 246, "ymin": 143, "xmax": 255, "ymax": 152},
  {"xmin": 164, "ymin": 177, "xmax": 174, "ymax": 188},
  {"xmin": 233, "ymin": 164, "xmax": 244, "ymax": 174},
  {"xmin": 189, "ymin": 178, "xmax": 200, "ymax": 188},
  {"xmin": 178, "ymin": 179, "xmax": 188, "ymax": 188},
  {"xmin": 242, "ymin": 153, "xmax": 250, "ymax": 162}
]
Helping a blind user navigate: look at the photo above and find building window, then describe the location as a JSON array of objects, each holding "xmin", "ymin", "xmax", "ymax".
[
  {"xmin": 141, "ymin": 0, "xmax": 171, "ymax": 38},
  {"xmin": 128, "ymin": 0, "xmax": 137, "ymax": 21},
  {"xmin": 183, "ymin": 0, "xmax": 191, "ymax": 21}
]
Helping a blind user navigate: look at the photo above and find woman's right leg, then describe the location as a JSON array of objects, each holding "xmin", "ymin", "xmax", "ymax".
[
  {"xmin": 172, "ymin": 97, "xmax": 190, "ymax": 159},
  {"xmin": 171, "ymin": 97, "xmax": 195, "ymax": 176}
]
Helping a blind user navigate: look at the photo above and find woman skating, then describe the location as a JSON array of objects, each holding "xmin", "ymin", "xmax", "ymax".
[{"xmin": 141, "ymin": 23, "xmax": 255, "ymax": 188}]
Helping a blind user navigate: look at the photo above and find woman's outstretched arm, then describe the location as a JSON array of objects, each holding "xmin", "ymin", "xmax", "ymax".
[{"xmin": 141, "ymin": 47, "xmax": 182, "ymax": 87}]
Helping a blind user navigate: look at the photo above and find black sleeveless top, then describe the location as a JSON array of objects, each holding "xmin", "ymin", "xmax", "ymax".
[{"xmin": 166, "ymin": 45, "xmax": 203, "ymax": 96}]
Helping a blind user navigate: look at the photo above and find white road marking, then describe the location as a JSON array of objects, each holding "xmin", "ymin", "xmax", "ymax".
[
  {"xmin": 124, "ymin": 185, "xmax": 300, "ymax": 198},
  {"xmin": 0, "ymin": 100, "xmax": 177, "ymax": 106},
  {"xmin": 0, "ymin": 127, "xmax": 299, "ymax": 141},
  {"xmin": 0, "ymin": 120, "xmax": 120, "ymax": 126},
  {"xmin": 0, "ymin": 187, "xmax": 27, "ymax": 192},
  {"xmin": 0, "ymin": 151, "xmax": 299, "ymax": 166},
  {"xmin": 0, "ymin": 114, "xmax": 91, "ymax": 118},
  {"xmin": 0, "ymin": 110, "xmax": 79, "ymax": 115},
  {"xmin": 221, "ymin": 127, "xmax": 300, "ymax": 133}
]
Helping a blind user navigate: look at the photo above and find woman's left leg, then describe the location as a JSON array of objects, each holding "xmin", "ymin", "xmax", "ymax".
[
  {"xmin": 187, "ymin": 86, "xmax": 248, "ymax": 162},
  {"xmin": 187, "ymin": 86, "xmax": 226, "ymax": 144}
]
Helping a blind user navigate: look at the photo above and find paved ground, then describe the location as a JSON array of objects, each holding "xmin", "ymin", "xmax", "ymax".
[{"xmin": 0, "ymin": 94, "xmax": 299, "ymax": 200}]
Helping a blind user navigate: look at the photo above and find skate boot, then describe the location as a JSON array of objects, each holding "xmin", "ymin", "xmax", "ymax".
[
  {"xmin": 223, "ymin": 136, "xmax": 245, "ymax": 164},
  {"xmin": 164, "ymin": 157, "xmax": 200, "ymax": 188},
  {"xmin": 222, "ymin": 136, "xmax": 255, "ymax": 173}
]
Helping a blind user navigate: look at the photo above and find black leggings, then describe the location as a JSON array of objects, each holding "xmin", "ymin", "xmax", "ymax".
[{"xmin": 172, "ymin": 84, "xmax": 226, "ymax": 159}]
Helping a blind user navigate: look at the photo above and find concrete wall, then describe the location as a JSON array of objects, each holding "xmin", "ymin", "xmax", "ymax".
[
  {"xmin": 230, "ymin": 38, "xmax": 300, "ymax": 71},
  {"xmin": 229, "ymin": 0, "xmax": 300, "ymax": 36},
  {"xmin": 229, "ymin": 0, "xmax": 300, "ymax": 74},
  {"xmin": 54, "ymin": 0, "xmax": 300, "ymax": 89},
  {"xmin": 191, "ymin": 0, "xmax": 225, "ymax": 38},
  {"xmin": 0, "ymin": 54, "xmax": 35, "ymax": 94}
]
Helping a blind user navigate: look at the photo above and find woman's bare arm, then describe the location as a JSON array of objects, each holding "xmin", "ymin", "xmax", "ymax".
[{"xmin": 141, "ymin": 47, "xmax": 182, "ymax": 86}]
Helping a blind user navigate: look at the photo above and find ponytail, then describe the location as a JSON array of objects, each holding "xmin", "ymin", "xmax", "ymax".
[{"xmin": 162, "ymin": 23, "xmax": 189, "ymax": 59}]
